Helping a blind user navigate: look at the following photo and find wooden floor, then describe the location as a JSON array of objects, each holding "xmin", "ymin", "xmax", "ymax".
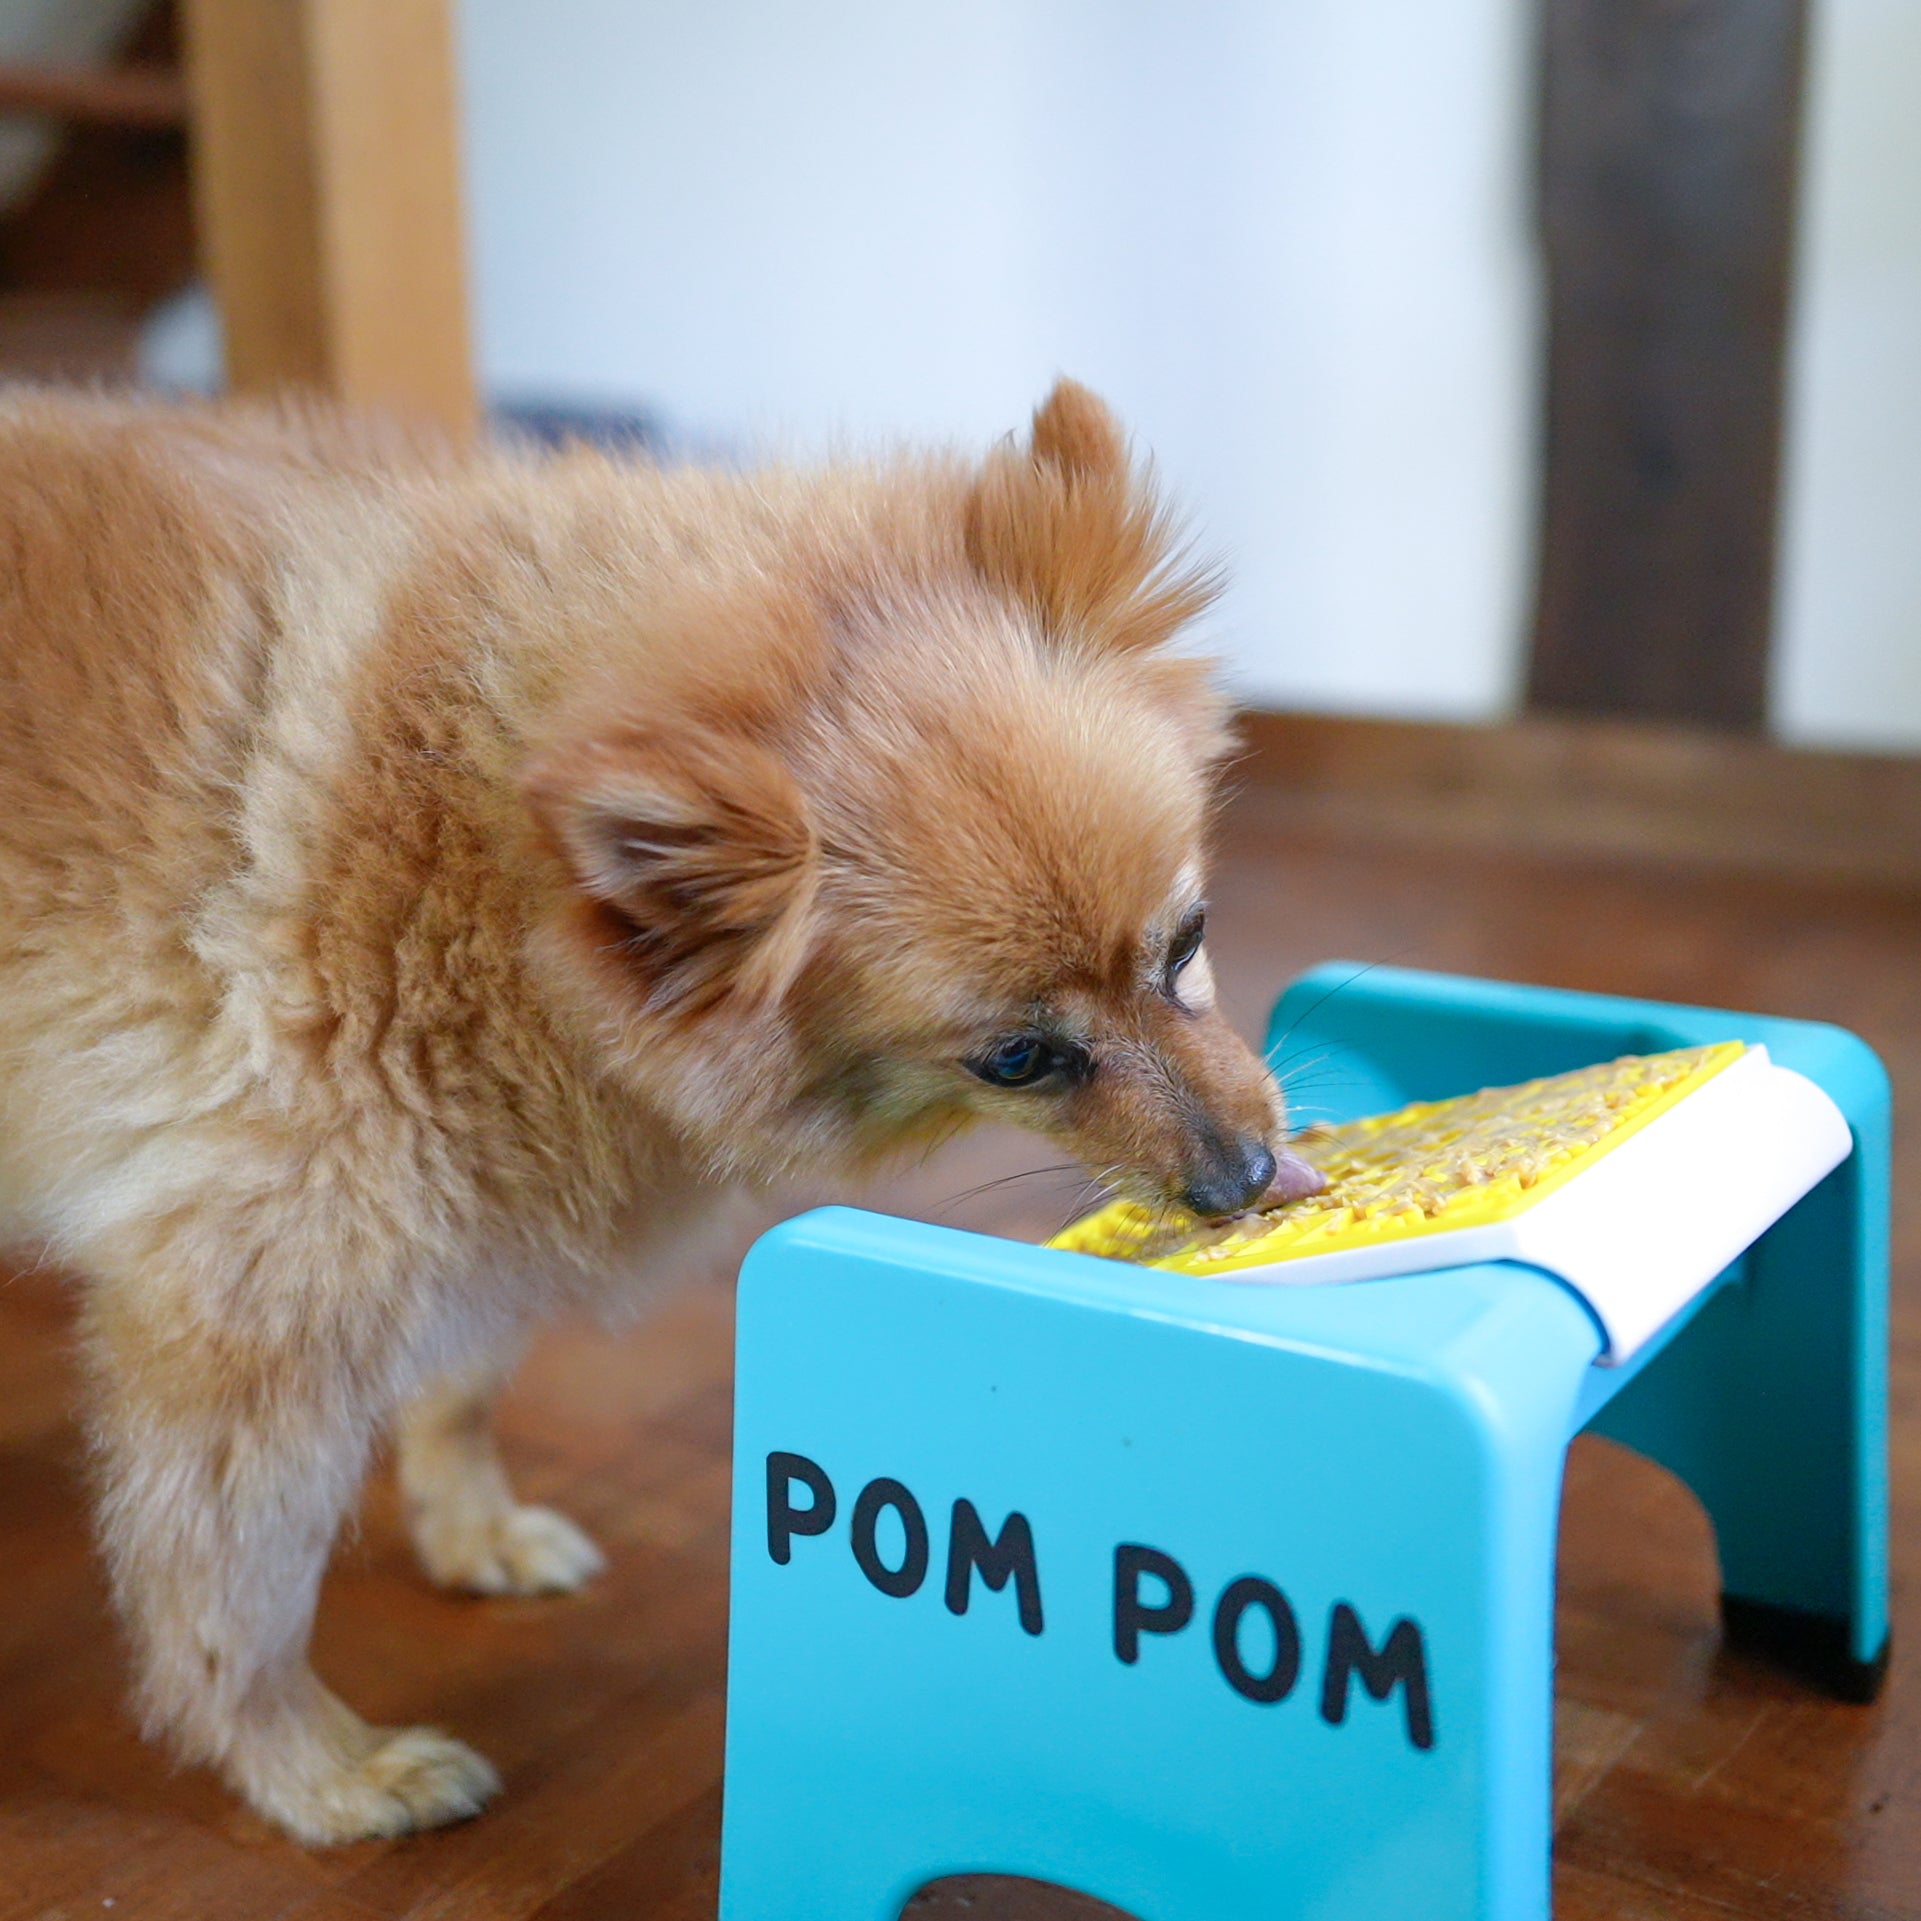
[{"xmin": 2, "ymin": 790, "xmax": 1917, "ymax": 1918}]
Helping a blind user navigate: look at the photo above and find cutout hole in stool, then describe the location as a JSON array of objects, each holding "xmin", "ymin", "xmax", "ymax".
[{"xmin": 901, "ymin": 1874, "xmax": 1145, "ymax": 1920}]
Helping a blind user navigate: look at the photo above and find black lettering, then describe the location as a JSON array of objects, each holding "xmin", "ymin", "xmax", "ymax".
[
  {"xmin": 944, "ymin": 1500, "xmax": 1044, "ymax": 1635},
  {"xmin": 1320, "ymin": 1602, "xmax": 1435, "ymax": 1751},
  {"xmin": 1211, "ymin": 1575, "xmax": 1302, "ymax": 1705},
  {"xmin": 766, "ymin": 1451, "xmax": 835, "ymax": 1565},
  {"xmin": 850, "ymin": 1477, "xmax": 930, "ymax": 1598},
  {"xmin": 1113, "ymin": 1543, "xmax": 1195, "ymax": 1664}
]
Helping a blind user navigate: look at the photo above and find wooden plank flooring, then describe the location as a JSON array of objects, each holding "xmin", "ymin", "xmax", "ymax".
[{"xmin": 2, "ymin": 795, "xmax": 1917, "ymax": 1917}]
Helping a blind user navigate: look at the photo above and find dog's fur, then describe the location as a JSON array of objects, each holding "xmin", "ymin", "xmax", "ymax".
[{"xmin": 0, "ymin": 380, "xmax": 1296, "ymax": 1841}]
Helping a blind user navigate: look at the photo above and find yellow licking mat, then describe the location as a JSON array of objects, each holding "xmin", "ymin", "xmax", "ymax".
[{"xmin": 1051, "ymin": 1041, "xmax": 1747, "ymax": 1277}]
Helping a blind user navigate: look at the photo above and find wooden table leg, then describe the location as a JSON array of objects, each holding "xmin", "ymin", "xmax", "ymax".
[{"xmin": 182, "ymin": 0, "xmax": 476, "ymax": 438}]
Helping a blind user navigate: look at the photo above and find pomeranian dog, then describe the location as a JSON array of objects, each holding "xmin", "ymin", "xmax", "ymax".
[{"xmin": 0, "ymin": 378, "xmax": 1315, "ymax": 1842}]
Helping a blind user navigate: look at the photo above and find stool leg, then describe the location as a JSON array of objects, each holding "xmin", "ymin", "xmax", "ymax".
[
  {"xmin": 1265, "ymin": 968, "xmax": 1892, "ymax": 1702},
  {"xmin": 1589, "ymin": 1154, "xmax": 1891, "ymax": 1701}
]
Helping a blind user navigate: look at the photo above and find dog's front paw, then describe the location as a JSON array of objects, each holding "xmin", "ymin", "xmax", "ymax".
[
  {"xmin": 253, "ymin": 1726, "xmax": 501, "ymax": 1844},
  {"xmin": 412, "ymin": 1500, "xmax": 606, "ymax": 1597}
]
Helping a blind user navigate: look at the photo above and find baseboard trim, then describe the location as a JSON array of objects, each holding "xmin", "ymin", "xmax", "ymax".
[{"xmin": 1232, "ymin": 711, "xmax": 1921, "ymax": 892}]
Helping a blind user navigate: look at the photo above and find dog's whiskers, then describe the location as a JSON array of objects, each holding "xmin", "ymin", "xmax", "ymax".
[
  {"xmin": 1049, "ymin": 1162, "xmax": 1133, "ymax": 1240},
  {"xmin": 932, "ymin": 1163, "xmax": 1087, "ymax": 1219}
]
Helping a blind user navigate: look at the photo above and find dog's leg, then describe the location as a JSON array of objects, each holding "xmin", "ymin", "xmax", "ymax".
[
  {"xmin": 397, "ymin": 1356, "xmax": 605, "ymax": 1597},
  {"xmin": 85, "ymin": 1299, "xmax": 500, "ymax": 1844}
]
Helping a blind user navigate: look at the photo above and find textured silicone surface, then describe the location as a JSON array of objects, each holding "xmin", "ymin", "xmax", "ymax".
[{"xmin": 1051, "ymin": 1041, "xmax": 1746, "ymax": 1277}]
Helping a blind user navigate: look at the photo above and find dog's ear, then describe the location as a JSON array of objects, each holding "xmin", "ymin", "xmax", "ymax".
[
  {"xmin": 524, "ymin": 728, "xmax": 819, "ymax": 1013},
  {"xmin": 965, "ymin": 378, "xmax": 1219, "ymax": 653},
  {"xmin": 1028, "ymin": 377, "xmax": 1130, "ymax": 485}
]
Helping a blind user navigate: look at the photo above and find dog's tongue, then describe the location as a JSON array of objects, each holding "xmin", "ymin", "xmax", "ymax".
[{"xmin": 1260, "ymin": 1148, "xmax": 1327, "ymax": 1209}]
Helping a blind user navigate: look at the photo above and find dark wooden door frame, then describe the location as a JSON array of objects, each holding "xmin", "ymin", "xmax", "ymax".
[{"xmin": 1526, "ymin": 0, "xmax": 1811, "ymax": 731}]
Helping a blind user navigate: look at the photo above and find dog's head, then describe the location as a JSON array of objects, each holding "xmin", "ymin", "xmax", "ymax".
[{"xmin": 523, "ymin": 381, "xmax": 1314, "ymax": 1219}]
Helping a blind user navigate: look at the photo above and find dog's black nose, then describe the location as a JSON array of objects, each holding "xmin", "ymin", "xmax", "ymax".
[{"xmin": 1182, "ymin": 1136, "xmax": 1279, "ymax": 1219}]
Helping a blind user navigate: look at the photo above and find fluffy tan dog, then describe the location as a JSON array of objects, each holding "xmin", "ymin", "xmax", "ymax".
[{"xmin": 0, "ymin": 379, "xmax": 1312, "ymax": 1842}]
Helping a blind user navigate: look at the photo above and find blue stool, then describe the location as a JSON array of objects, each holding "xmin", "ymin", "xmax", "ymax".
[{"xmin": 719, "ymin": 966, "xmax": 1890, "ymax": 1921}]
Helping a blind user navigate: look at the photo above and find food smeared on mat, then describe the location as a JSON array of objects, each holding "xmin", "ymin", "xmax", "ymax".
[{"xmin": 1050, "ymin": 1042, "xmax": 1745, "ymax": 1277}]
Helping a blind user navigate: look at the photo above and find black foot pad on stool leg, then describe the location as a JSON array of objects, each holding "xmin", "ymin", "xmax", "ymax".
[{"xmin": 1721, "ymin": 1595, "xmax": 1891, "ymax": 1704}]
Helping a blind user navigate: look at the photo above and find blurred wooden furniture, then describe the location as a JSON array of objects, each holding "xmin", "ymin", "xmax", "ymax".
[
  {"xmin": 0, "ymin": 2, "xmax": 193, "ymax": 375},
  {"xmin": 181, "ymin": 0, "xmax": 475, "ymax": 435},
  {"xmin": 0, "ymin": 61, "xmax": 186, "ymax": 127}
]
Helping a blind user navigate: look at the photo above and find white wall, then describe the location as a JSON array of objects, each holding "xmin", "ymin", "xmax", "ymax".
[
  {"xmin": 1772, "ymin": 0, "xmax": 1921, "ymax": 752},
  {"xmin": 457, "ymin": 0, "xmax": 1539, "ymax": 720},
  {"xmin": 458, "ymin": 2, "xmax": 1921, "ymax": 744}
]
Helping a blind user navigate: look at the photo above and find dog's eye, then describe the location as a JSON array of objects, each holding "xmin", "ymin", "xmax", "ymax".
[
  {"xmin": 1165, "ymin": 905, "xmax": 1206, "ymax": 989},
  {"xmin": 971, "ymin": 1035, "xmax": 1056, "ymax": 1088}
]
